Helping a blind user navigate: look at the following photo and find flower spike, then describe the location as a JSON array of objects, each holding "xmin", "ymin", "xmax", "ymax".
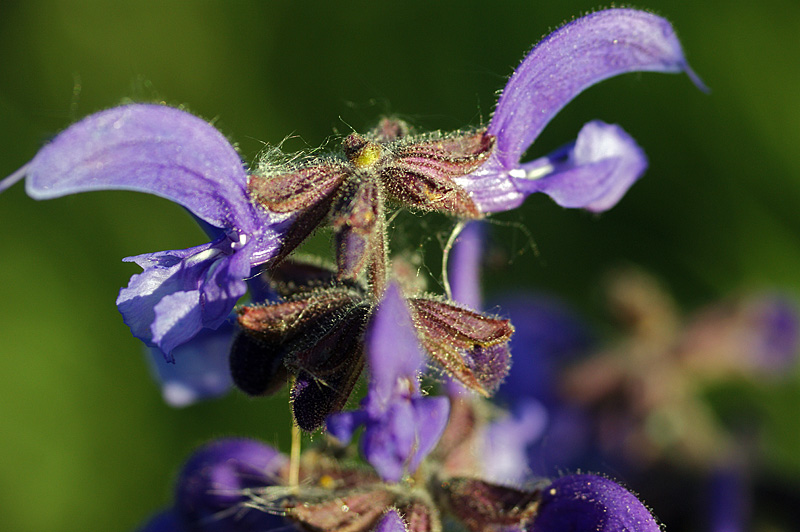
[{"xmin": 3, "ymin": 104, "xmax": 288, "ymax": 355}]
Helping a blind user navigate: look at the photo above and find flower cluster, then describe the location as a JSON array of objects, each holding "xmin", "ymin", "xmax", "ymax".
[{"xmin": 1, "ymin": 8, "xmax": 707, "ymax": 532}]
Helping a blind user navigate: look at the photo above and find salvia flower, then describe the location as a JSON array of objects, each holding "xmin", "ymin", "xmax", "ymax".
[
  {"xmin": 0, "ymin": 104, "xmax": 288, "ymax": 355},
  {"xmin": 246, "ymin": 8, "xmax": 703, "ymax": 284},
  {"xmin": 327, "ymin": 282, "xmax": 451, "ymax": 482},
  {"xmin": 457, "ymin": 8, "xmax": 706, "ymax": 214}
]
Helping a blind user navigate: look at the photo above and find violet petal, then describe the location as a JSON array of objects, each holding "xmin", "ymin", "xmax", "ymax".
[
  {"xmin": 4, "ymin": 104, "xmax": 287, "ymax": 354},
  {"xmin": 361, "ymin": 401, "xmax": 418, "ymax": 483},
  {"xmin": 19, "ymin": 104, "xmax": 259, "ymax": 231},
  {"xmin": 747, "ymin": 295, "xmax": 800, "ymax": 371},
  {"xmin": 490, "ymin": 9, "xmax": 704, "ymax": 168},
  {"xmin": 330, "ymin": 283, "xmax": 450, "ymax": 481},
  {"xmin": 511, "ymin": 121, "xmax": 647, "ymax": 212},
  {"xmin": 407, "ymin": 395, "xmax": 450, "ymax": 472},
  {"xmin": 145, "ymin": 321, "xmax": 235, "ymax": 407},
  {"xmin": 481, "ymin": 400, "xmax": 548, "ymax": 484},
  {"xmin": 708, "ymin": 465, "xmax": 749, "ymax": 532},
  {"xmin": 116, "ymin": 236, "xmax": 250, "ymax": 355},
  {"xmin": 447, "ymin": 221, "xmax": 484, "ymax": 310},
  {"xmin": 364, "ymin": 283, "xmax": 424, "ymax": 413},
  {"xmin": 326, "ymin": 409, "xmax": 370, "ymax": 444}
]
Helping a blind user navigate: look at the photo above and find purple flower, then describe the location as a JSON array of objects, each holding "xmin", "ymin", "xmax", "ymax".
[
  {"xmin": 172, "ymin": 439, "xmax": 287, "ymax": 532},
  {"xmin": 1, "ymin": 104, "xmax": 288, "ymax": 355},
  {"xmin": 135, "ymin": 439, "xmax": 289, "ymax": 532},
  {"xmin": 529, "ymin": 474, "xmax": 660, "ymax": 532},
  {"xmin": 328, "ymin": 282, "xmax": 450, "ymax": 482},
  {"xmin": 456, "ymin": 8, "xmax": 705, "ymax": 214}
]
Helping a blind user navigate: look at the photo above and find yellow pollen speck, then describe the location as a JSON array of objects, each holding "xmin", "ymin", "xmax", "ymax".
[
  {"xmin": 353, "ymin": 143, "xmax": 382, "ymax": 168},
  {"xmin": 318, "ymin": 474, "xmax": 336, "ymax": 489},
  {"xmin": 549, "ymin": 488, "xmax": 557, "ymax": 496}
]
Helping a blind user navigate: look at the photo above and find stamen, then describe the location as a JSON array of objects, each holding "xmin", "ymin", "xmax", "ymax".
[
  {"xmin": 231, "ymin": 232, "xmax": 248, "ymax": 250},
  {"xmin": 509, "ymin": 163, "xmax": 554, "ymax": 181},
  {"xmin": 185, "ymin": 247, "xmax": 223, "ymax": 266}
]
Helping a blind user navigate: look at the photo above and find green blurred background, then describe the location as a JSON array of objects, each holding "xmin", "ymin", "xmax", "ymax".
[{"xmin": 0, "ymin": 1, "xmax": 799, "ymax": 530}]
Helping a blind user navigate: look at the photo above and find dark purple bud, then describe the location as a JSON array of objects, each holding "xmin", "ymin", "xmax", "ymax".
[
  {"xmin": 237, "ymin": 288, "xmax": 362, "ymax": 343},
  {"xmin": 175, "ymin": 439, "xmax": 287, "ymax": 532},
  {"xmin": 459, "ymin": 343, "xmax": 512, "ymax": 396},
  {"xmin": 410, "ymin": 298, "xmax": 513, "ymax": 396},
  {"xmin": 412, "ymin": 299, "xmax": 513, "ymax": 345},
  {"xmin": 442, "ymin": 478, "xmax": 538, "ymax": 532},
  {"xmin": 229, "ymin": 332, "xmax": 289, "ymax": 396},
  {"xmin": 268, "ymin": 189, "xmax": 337, "ymax": 267},
  {"xmin": 290, "ymin": 305, "xmax": 370, "ymax": 431},
  {"xmin": 336, "ymin": 228, "xmax": 372, "ymax": 280},
  {"xmin": 237, "ymin": 286, "xmax": 370, "ymax": 430},
  {"xmin": 248, "ymin": 159, "xmax": 348, "ymax": 269},
  {"xmin": 529, "ymin": 474, "xmax": 659, "ymax": 532}
]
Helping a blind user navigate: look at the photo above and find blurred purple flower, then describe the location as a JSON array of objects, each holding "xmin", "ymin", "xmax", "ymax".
[
  {"xmin": 446, "ymin": 221, "xmax": 593, "ymax": 480},
  {"xmin": 1, "ymin": 104, "xmax": 288, "ymax": 356},
  {"xmin": 707, "ymin": 464, "xmax": 749, "ymax": 532},
  {"xmin": 456, "ymin": 9, "xmax": 705, "ymax": 214},
  {"xmin": 136, "ymin": 510, "xmax": 183, "ymax": 532},
  {"xmin": 135, "ymin": 438, "xmax": 288, "ymax": 532},
  {"xmin": 328, "ymin": 282, "xmax": 450, "ymax": 482},
  {"xmin": 681, "ymin": 294, "xmax": 800, "ymax": 375},
  {"xmin": 485, "ymin": 295, "xmax": 594, "ymax": 478},
  {"xmin": 480, "ymin": 400, "xmax": 548, "ymax": 485}
]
